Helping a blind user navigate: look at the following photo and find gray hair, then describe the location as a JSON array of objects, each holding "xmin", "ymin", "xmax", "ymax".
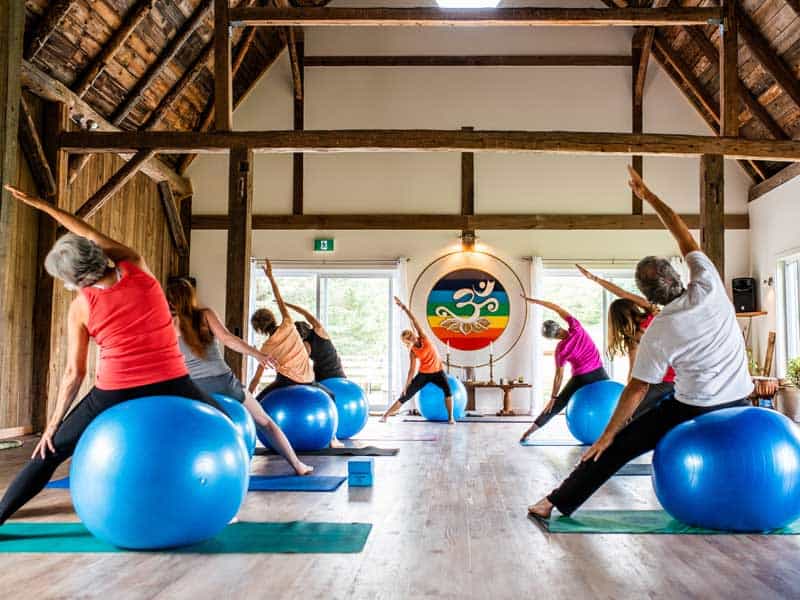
[
  {"xmin": 635, "ymin": 256, "xmax": 685, "ymax": 306},
  {"xmin": 44, "ymin": 233, "xmax": 109, "ymax": 290},
  {"xmin": 542, "ymin": 320, "xmax": 562, "ymax": 339}
]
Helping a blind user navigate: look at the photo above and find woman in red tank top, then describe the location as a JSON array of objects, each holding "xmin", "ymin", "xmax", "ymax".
[
  {"xmin": 576, "ymin": 264, "xmax": 675, "ymax": 420},
  {"xmin": 0, "ymin": 185, "xmax": 228, "ymax": 525}
]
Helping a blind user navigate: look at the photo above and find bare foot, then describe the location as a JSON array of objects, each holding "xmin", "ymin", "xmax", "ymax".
[
  {"xmin": 228, "ymin": 516, "xmax": 240, "ymax": 525},
  {"xmin": 527, "ymin": 498, "xmax": 554, "ymax": 519},
  {"xmin": 379, "ymin": 416, "xmax": 388, "ymax": 423},
  {"xmin": 448, "ymin": 418, "xmax": 456, "ymax": 425},
  {"xmin": 330, "ymin": 438, "xmax": 345, "ymax": 449},
  {"xmin": 295, "ymin": 462, "xmax": 314, "ymax": 476}
]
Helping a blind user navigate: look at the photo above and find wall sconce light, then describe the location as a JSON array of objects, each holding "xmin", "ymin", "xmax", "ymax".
[
  {"xmin": 70, "ymin": 113, "xmax": 99, "ymax": 131},
  {"xmin": 460, "ymin": 230, "xmax": 477, "ymax": 251},
  {"xmin": 763, "ymin": 276, "xmax": 774, "ymax": 287}
]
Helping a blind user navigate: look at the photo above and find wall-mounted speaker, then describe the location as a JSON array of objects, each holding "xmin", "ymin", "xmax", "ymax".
[{"xmin": 732, "ymin": 277, "xmax": 757, "ymax": 313}]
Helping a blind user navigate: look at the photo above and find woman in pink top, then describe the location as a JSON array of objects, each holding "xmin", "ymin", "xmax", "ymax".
[{"xmin": 520, "ymin": 297, "xmax": 608, "ymax": 442}]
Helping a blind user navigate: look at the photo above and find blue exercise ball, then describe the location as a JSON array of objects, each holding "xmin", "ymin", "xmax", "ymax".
[
  {"xmin": 212, "ymin": 393, "xmax": 257, "ymax": 457},
  {"xmin": 70, "ymin": 396, "xmax": 249, "ymax": 550},
  {"xmin": 321, "ymin": 377, "xmax": 369, "ymax": 439},
  {"xmin": 417, "ymin": 374, "xmax": 467, "ymax": 422},
  {"xmin": 653, "ymin": 406, "xmax": 800, "ymax": 532},
  {"xmin": 258, "ymin": 385, "xmax": 338, "ymax": 451},
  {"xmin": 566, "ymin": 380, "xmax": 624, "ymax": 444}
]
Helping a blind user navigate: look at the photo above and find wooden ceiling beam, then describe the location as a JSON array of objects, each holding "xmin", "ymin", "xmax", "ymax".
[
  {"xmin": 191, "ymin": 212, "xmax": 749, "ymax": 230},
  {"xmin": 21, "ymin": 61, "xmax": 192, "ymax": 196},
  {"xmin": 229, "ymin": 6, "xmax": 722, "ymax": 27},
  {"xmin": 304, "ymin": 55, "xmax": 632, "ymax": 67},
  {"xmin": 720, "ymin": 0, "xmax": 738, "ymax": 138},
  {"xmin": 75, "ymin": 149, "xmax": 157, "ymax": 219},
  {"xmin": 73, "ymin": 0, "xmax": 156, "ymax": 97},
  {"xmin": 748, "ymin": 161, "xmax": 800, "ymax": 201},
  {"xmin": 158, "ymin": 181, "xmax": 189, "ymax": 255},
  {"xmin": 17, "ymin": 95, "xmax": 58, "ymax": 199},
  {"xmin": 736, "ymin": 5, "xmax": 800, "ymax": 110},
  {"xmin": 58, "ymin": 129, "xmax": 800, "ymax": 161},
  {"xmin": 286, "ymin": 28, "xmax": 304, "ymax": 101},
  {"xmin": 111, "ymin": 0, "xmax": 213, "ymax": 126}
]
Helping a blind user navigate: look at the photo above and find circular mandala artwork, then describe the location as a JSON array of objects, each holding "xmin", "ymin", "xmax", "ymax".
[{"xmin": 426, "ymin": 268, "xmax": 509, "ymax": 351}]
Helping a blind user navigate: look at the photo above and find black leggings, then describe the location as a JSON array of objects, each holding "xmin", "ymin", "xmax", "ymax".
[
  {"xmin": 0, "ymin": 375, "xmax": 221, "ymax": 525},
  {"xmin": 630, "ymin": 381, "xmax": 674, "ymax": 421},
  {"xmin": 534, "ymin": 367, "xmax": 609, "ymax": 428},
  {"xmin": 397, "ymin": 371, "xmax": 451, "ymax": 404},
  {"xmin": 256, "ymin": 374, "xmax": 336, "ymax": 403},
  {"xmin": 547, "ymin": 395, "xmax": 749, "ymax": 515}
]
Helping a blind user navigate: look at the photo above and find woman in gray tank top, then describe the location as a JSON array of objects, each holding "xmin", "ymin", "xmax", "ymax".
[{"xmin": 167, "ymin": 279, "xmax": 312, "ymax": 476}]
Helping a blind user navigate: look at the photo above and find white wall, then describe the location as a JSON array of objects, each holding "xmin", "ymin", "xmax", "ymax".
[
  {"xmin": 188, "ymin": 17, "xmax": 753, "ymax": 410},
  {"xmin": 748, "ymin": 178, "xmax": 800, "ymax": 377}
]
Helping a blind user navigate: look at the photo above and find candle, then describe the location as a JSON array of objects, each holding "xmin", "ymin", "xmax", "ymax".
[{"xmin": 490, "ymin": 341, "xmax": 494, "ymax": 356}]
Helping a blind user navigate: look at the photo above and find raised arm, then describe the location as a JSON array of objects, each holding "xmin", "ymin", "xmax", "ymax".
[
  {"xmin": 203, "ymin": 308, "xmax": 274, "ymax": 368},
  {"xmin": 521, "ymin": 296, "xmax": 571, "ymax": 321},
  {"xmin": 4, "ymin": 185, "xmax": 144, "ymax": 270},
  {"xmin": 262, "ymin": 258, "xmax": 291, "ymax": 322},
  {"xmin": 285, "ymin": 303, "xmax": 322, "ymax": 330},
  {"xmin": 576, "ymin": 264, "xmax": 652, "ymax": 312},
  {"xmin": 627, "ymin": 167, "xmax": 700, "ymax": 257},
  {"xmin": 394, "ymin": 296, "xmax": 424, "ymax": 336}
]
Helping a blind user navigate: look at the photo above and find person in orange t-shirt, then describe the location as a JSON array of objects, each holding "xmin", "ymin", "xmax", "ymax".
[{"xmin": 380, "ymin": 297, "xmax": 455, "ymax": 424}]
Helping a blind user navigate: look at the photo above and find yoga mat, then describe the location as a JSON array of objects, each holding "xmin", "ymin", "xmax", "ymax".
[
  {"xmin": 0, "ymin": 440, "xmax": 22, "ymax": 451},
  {"xmin": 0, "ymin": 521, "xmax": 372, "ymax": 553},
  {"xmin": 520, "ymin": 439, "xmax": 587, "ymax": 447},
  {"xmin": 532, "ymin": 510, "xmax": 800, "ymax": 535},
  {"xmin": 255, "ymin": 446, "xmax": 398, "ymax": 457},
  {"xmin": 47, "ymin": 475, "xmax": 347, "ymax": 492},
  {"xmin": 352, "ymin": 435, "xmax": 438, "ymax": 442},
  {"xmin": 403, "ymin": 416, "xmax": 534, "ymax": 423},
  {"xmin": 615, "ymin": 463, "xmax": 652, "ymax": 477}
]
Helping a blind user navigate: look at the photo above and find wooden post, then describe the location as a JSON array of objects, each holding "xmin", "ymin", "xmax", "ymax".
[
  {"xmin": 225, "ymin": 147, "xmax": 253, "ymax": 379},
  {"xmin": 31, "ymin": 102, "xmax": 68, "ymax": 430},
  {"xmin": 461, "ymin": 126, "xmax": 475, "ymax": 216},
  {"xmin": 215, "ymin": 0, "xmax": 233, "ymax": 131},
  {"xmin": 292, "ymin": 33, "xmax": 304, "ymax": 215},
  {"xmin": 700, "ymin": 154, "xmax": 725, "ymax": 278},
  {"xmin": 178, "ymin": 195, "xmax": 192, "ymax": 278},
  {"xmin": 631, "ymin": 33, "xmax": 644, "ymax": 215},
  {"xmin": 720, "ymin": 0, "xmax": 738, "ymax": 138}
]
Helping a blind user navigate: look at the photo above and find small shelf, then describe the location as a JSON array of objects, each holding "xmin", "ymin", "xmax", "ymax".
[{"xmin": 735, "ymin": 311, "xmax": 768, "ymax": 318}]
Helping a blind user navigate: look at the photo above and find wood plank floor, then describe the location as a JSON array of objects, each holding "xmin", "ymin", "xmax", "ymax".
[{"xmin": 0, "ymin": 416, "xmax": 798, "ymax": 599}]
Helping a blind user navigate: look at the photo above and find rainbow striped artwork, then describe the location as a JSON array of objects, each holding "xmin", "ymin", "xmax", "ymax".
[{"xmin": 426, "ymin": 268, "xmax": 509, "ymax": 351}]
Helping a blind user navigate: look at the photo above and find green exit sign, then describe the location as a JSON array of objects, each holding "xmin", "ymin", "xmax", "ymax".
[{"xmin": 314, "ymin": 238, "xmax": 335, "ymax": 252}]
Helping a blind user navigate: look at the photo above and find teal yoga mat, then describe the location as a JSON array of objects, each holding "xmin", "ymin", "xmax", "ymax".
[
  {"xmin": 46, "ymin": 475, "xmax": 347, "ymax": 492},
  {"xmin": 531, "ymin": 510, "xmax": 800, "ymax": 535},
  {"xmin": 0, "ymin": 521, "xmax": 372, "ymax": 553}
]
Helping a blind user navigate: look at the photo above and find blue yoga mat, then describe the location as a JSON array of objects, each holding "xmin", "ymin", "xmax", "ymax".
[{"xmin": 47, "ymin": 475, "xmax": 346, "ymax": 493}]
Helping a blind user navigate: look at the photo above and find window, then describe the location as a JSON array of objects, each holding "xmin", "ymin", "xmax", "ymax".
[
  {"xmin": 781, "ymin": 256, "xmax": 800, "ymax": 363},
  {"xmin": 248, "ymin": 266, "xmax": 397, "ymax": 408},
  {"xmin": 539, "ymin": 267, "xmax": 637, "ymax": 404}
]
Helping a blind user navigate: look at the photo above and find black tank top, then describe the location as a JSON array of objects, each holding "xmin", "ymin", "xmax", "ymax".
[{"xmin": 307, "ymin": 329, "xmax": 346, "ymax": 381}]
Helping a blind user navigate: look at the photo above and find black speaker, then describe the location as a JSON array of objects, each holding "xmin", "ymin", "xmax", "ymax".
[{"xmin": 732, "ymin": 277, "xmax": 757, "ymax": 313}]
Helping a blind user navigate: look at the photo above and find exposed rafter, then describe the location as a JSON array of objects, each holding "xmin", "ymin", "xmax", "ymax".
[
  {"xmin": 75, "ymin": 150, "xmax": 157, "ymax": 219},
  {"xmin": 59, "ymin": 129, "xmax": 800, "ymax": 161},
  {"xmin": 25, "ymin": 0, "xmax": 78, "ymax": 60},
  {"xmin": 17, "ymin": 95, "xmax": 57, "ymax": 199},
  {"xmin": 229, "ymin": 6, "xmax": 723, "ymax": 27}
]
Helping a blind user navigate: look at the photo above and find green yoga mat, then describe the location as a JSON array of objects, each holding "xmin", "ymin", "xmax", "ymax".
[
  {"xmin": 0, "ymin": 521, "xmax": 372, "ymax": 553},
  {"xmin": 533, "ymin": 510, "xmax": 800, "ymax": 535}
]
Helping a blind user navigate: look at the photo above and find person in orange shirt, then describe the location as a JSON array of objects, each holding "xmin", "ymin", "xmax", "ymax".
[{"xmin": 381, "ymin": 297, "xmax": 455, "ymax": 424}]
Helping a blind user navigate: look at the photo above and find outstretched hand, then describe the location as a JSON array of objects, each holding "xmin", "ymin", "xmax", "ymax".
[
  {"xmin": 262, "ymin": 258, "xmax": 273, "ymax": 277},
  {"xmin": 626, "ymin": 165, "xmax": 651, "ymax": 201},
  {"xmin": 393, "ymin": 296, "xmax": 407, "ymax": 309},
  {"xmin": 575, "ymin": 264, "xmax": 597, "ymax": 282},
  {"xmin": 4, "ymin": 184, "xmax": 44, "ymax": 209}
]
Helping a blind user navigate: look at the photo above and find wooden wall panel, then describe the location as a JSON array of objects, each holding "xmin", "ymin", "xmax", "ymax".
[{"xmin": 46, "ymin": 152, "xmax": 181, "ymax": 418}]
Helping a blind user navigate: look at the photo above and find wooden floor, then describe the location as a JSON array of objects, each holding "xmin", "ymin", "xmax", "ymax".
[{"xmin": 0, "ymin": 416, "xmax": 798, "ymax": 599}]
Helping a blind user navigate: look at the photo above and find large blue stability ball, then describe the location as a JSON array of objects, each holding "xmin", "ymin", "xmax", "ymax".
[
  {"xmin": 566, "ymin": 380, "xmax": 624, "ymax": 444},
  {"xmin": 212, "ymin": 393, "xmax": 257, "ymax": 457},
  {"xmin": 70, "ymin": 396, "xmax": 249, "ymax": 550},
  {"xmin": 653, "ymin": 406, "xmax": 800, "ymax": 532},
  {"xmin": 321, "ymin": 377, "xmax": 369, "ymax": 440},
  {"xmin": 418, "ymin": 374, "xmax": 467, "ymax": 422},
  {"xmin": 258, "ymin": 385, "xmax": 338, "ymax": 451}
]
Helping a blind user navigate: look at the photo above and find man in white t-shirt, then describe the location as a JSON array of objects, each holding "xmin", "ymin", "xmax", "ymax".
[{"xmin": 528, "ymin": 167, "xmax": 753, "ymax": 520}]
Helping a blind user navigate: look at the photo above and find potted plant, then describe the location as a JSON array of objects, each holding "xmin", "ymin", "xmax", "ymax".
[{"xmin": 777, "ymin": 358, "xmax": 800, "ymax": 422}]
